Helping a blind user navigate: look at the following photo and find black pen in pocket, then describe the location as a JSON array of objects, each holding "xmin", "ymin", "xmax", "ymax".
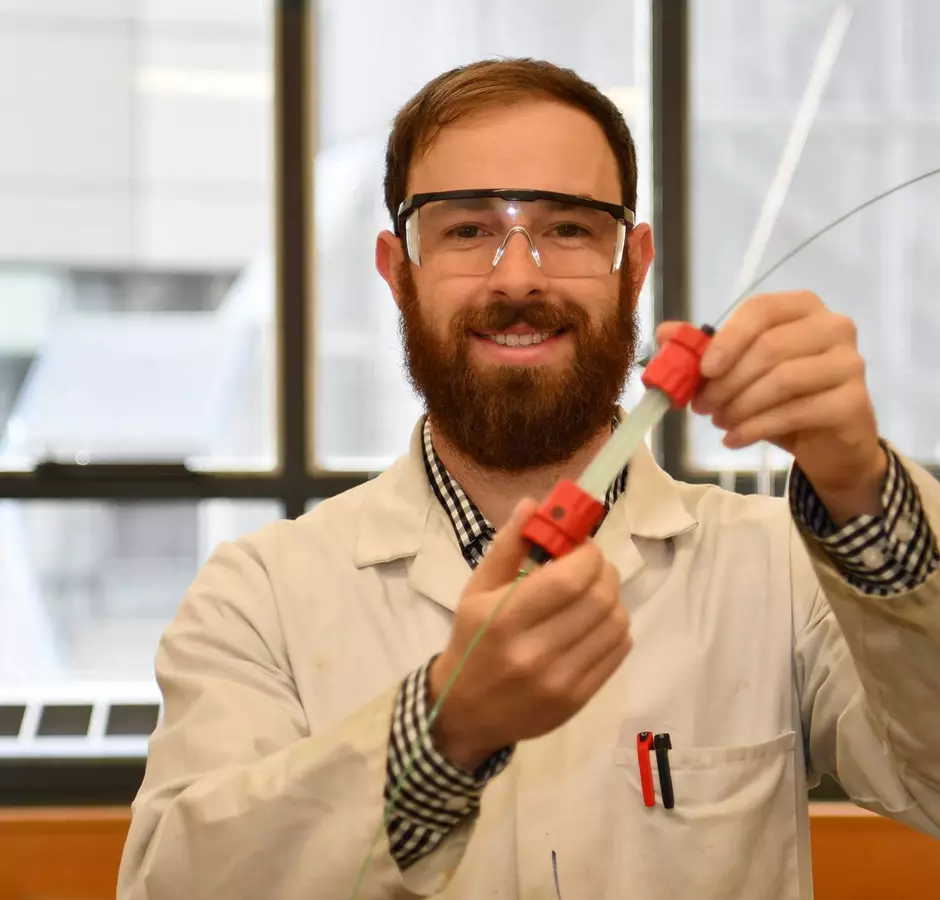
[{"xmin": 654, "ymin": 733, "xmax": 674, "ymax": 809}]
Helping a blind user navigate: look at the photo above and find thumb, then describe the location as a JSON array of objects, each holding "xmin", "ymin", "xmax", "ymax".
[
  {"xmin": 654, "ymin": 320, "xmax": 686, "ymax": 347},
  {"xmin": 466, "ymin": 497, "xmax": 539, "ymax": 594}
]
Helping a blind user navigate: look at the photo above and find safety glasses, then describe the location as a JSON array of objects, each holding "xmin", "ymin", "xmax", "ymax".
[{"xmin": 397, "ymin": 188, "xmax": 635, "ymax": 278}]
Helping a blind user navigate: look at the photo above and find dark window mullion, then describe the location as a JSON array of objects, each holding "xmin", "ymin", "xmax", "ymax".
[
  {"xmin": 275, "ymin": 0, "xmax": 313, "ymax": 520},
  {"xmin": 651, "ymin": 0, "xmax": 690, "ymax": 481},
  {"xmin": 0, "ymin": 471, "xmax": 366, "ymax": 501}
]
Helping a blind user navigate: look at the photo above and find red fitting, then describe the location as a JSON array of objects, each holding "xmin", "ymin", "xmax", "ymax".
[
  {"xmin": 640, "ymin": 323, "xmax": 714, "ymax": 408},
  {"xmin": 521, "ymin": 479, "xmax": 606, "ymax": 560}
]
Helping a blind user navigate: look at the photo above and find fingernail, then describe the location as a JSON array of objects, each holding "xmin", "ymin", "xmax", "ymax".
[{"xmin": 723, "ymin": 432, "xmax": 742, "ymax": 448}]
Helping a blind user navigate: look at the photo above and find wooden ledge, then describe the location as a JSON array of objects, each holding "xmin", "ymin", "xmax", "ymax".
[
  {"xmin": 0, "ymin": 808, "xmax": 131, "ymax": 900},
  {"xmin": 0, "ymin": 805, "xmax": 937, "ymax": 899},
  {"xmin": 809, "ymin": 802, "xmax": 940, "ymax": 898}
]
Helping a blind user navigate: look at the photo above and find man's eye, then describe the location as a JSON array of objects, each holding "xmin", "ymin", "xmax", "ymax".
[
  {"xmin": 453, "ymin": 225, "xmax": 483, "ymax": 239},
  {"xmin": 552, "ymin": 223, "xmax": 589, "ymax": 238}
]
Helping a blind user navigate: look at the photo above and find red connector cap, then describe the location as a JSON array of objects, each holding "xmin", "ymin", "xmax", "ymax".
[
  {"xmin": 521, "ymin": 479, "xmax": 605, "ymax": 561},
  {"xmin": 641, "ymin": 323, "xmax": 714, "ymax": 408}
]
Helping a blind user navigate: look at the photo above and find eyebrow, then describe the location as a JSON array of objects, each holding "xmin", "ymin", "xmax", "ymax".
[
  {"xmin": 432, "ymin": 197, "xmax": 502, "ymax": 212},
  {"xmin": 432, "ymin": 196, "xmax": 600, "ymax": 211},
  {"xmin": 545, "ymin": 199, "xmax": 592, "ymax": 211}
]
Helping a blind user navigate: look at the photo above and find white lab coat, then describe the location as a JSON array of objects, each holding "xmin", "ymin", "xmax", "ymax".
[{"xmin": 117, "ymin": 420, "xmax": 940, "ymax": 900}]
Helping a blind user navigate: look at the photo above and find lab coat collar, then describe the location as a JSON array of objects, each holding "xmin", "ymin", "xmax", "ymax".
[
  {"xmin": 591, "ymin": 413, "xmax": 698, "ymax": 589},
  {"xmin": 354, "ymin": 420, "xmax": 471, "ymax": 612},
  {"xmin": 354, "ymin": 421, "xmax": 437, "ymax": 567},
  {"xmin": 354, "ymin": 412, "xmax": 698, "ymax": 612},
  {"xmin": 613, "ymin": 426, "xmax": 698, "ymax": 542}
]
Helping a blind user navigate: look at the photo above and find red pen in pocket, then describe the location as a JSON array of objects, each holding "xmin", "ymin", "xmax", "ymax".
[{"xmin": 636, "ymin": 731, "xmax": 656, "ymax": 807}]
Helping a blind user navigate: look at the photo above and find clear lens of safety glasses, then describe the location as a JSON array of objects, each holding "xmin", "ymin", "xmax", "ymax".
[{"xmin": 398, "ymin": 189, "xmax": 633, "ymax": 278}]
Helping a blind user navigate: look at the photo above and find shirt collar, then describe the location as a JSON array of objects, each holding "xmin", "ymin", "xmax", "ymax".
[{"xmin": 421, "ymin": 416, "xmax": 629, "ymax": 569}]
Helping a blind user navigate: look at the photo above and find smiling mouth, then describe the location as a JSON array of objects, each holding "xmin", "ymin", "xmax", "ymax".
[{"xmin": 473, "ymin": 328, "xmax": 566, "ymax": 347}]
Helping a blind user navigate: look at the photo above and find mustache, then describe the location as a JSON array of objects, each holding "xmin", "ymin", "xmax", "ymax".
[{"xmin": 459, "ymin": 300, "xmax": 587, "ymax": 333}]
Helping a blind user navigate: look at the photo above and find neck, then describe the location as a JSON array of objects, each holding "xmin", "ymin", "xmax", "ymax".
[{"xmin": 428, "ymin": 417, "xmax": 614, "ymax": 529}]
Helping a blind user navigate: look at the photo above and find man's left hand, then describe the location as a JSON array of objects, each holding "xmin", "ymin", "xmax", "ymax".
[{"xmin": 657, "ymin": 291, "xmax": 888, "ymax": 524}]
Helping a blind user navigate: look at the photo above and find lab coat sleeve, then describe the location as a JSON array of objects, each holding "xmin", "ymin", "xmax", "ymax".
[
  {"xmin": 116, "ymin": 536, "xmax": 474, "ymax": 900},
  {"xmin": 791, "ymin": 452, "xmax": 940, "ymax": 835}
]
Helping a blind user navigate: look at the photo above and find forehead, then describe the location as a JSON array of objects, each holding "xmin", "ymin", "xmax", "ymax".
[{"xmin": 407, "ymin": 99, "xmax": 622, "ymax": 203}]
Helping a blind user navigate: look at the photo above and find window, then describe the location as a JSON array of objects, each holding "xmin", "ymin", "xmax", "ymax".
[
  {"xmin": 312, "ymin": 0, "xmax": 655, "ymax": 469},
  {"xmin": 0, "ymin": 0, "xmax": 275, "ymax": 471},
  {"xmin": 0, "ymin": 500, "xmax": 280, "ymax": 684},
  {"xmin": 689, "ymin": 0, "xmax": 940, "ymax": 471},
  {"xmin": 0, "ymin": 499, "xmax": 281, "ymax": 758},
  {"xmin": 0, "ymin": 0, "xmax": 279, "ymax": 762}
]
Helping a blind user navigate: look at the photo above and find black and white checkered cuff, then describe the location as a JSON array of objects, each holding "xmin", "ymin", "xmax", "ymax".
[
  {"xmin": 385, "ymin": 662, "xmax": 513, "ymax": 869},
  {"xmin": 790, "ymin": 446, "xmax": 939, "ymax": 596}
]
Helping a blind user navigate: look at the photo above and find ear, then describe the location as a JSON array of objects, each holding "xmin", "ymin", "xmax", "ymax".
[
  {"xmin": 376, "ymin": 230, "xmax": 407, "ymax": 309},
  {"xmin": 626, "ymin": 223, "xmax": 654, "ymax": 302}
]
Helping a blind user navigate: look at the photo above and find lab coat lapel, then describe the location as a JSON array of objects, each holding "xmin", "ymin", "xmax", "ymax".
[
  {"xmin": 408, "ymin": 508, "xmax": 472, "ymax": 614},
  {"xmin": 593, "ymin": 436, "xmax": 699, "ymax": 585},
  {"xmin": 354, "ymin": 419, "xmax": 468, "ymax": 614},
  {"xmin": 621, "ymin": 438, "xmax": 699, "ymax": 540},
  {"xmin": 594, "ymin": 498, "xmax": 646, "ymax": 587}
]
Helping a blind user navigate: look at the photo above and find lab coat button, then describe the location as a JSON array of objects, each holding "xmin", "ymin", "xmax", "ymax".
[{"xmin": 861, "ymin": 546, "xmax": 885, "ymax": 569}]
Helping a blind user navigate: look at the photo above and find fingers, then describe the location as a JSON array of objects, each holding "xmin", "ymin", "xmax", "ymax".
[
  {"xmin": 516, "ymin": 560, "xmax": 621, "ymax": 660},
  {"xmin": 722, "ymin": 381, "xmax": 873, "ymax": 449},
  {"xmin": 654, "ymin": 321, "xmax": 684, "ymax": 346},
  {"xmin": 560, "ymin": 600, "xmax": 630, "ymax": 685},
  {"xmin": 498, "ymin": 541, "xmax": 607, "ymax": 630},
  {"xmin": 466, "ymin": 497, "xmax": 539, "ymax": 594},
  {"xmin": 693, "ymin": 312, "xmax": 855, "ymax": 414},
  {"xmin": 709, "ymin": 346, "xmax": 864, "ymax": 432},
  {"xmin": 699, "ymin": 291, "xmax": 823, "ymax": 378},
  {"xmin": 508, "ymin": 599, "xmax": 630, "ymax": 707},
  {"xmin": 569, "ymin": 612, "xmax": 633, "ymax": 702}
]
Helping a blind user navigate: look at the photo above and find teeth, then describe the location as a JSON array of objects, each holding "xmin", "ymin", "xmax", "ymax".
[{"xmin": 487, "ymin": 331, "xmax": 555, "ymax": 346}]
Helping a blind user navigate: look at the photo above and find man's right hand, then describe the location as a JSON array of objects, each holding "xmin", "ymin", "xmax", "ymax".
[{"xmin": 428, "ymin": 498, "xmax": 632, "ymax": 772}]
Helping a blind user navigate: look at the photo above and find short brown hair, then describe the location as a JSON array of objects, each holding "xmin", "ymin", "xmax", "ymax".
[{"xmin": 383, "ymin": 58, "xmax": 638, "ymax": 231}]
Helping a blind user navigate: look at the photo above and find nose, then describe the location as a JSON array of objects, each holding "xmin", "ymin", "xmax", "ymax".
[{"xmin": 486, "ymin": 227, "xmax": 549, "ymax": 298}]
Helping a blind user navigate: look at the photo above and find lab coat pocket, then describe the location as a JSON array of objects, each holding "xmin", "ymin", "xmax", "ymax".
[{"xmin": 608, "ymin": 731, "xmax": 801, "ymax": 900}]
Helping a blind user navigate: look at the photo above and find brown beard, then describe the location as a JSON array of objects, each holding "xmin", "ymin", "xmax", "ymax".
[{"xmin": 397, "ymin": 262, "xmax": 639, "ymax": 471}]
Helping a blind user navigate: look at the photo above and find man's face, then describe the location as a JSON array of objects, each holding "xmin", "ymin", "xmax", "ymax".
[{"xmin": 378, "ymin": 100, "xmax": 653, "ymax": 471}]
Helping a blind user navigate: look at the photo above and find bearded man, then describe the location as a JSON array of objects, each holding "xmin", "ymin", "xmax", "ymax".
[{"xmin": 118, "ymin": 58, "xmax": 940, "ymax": 900}]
